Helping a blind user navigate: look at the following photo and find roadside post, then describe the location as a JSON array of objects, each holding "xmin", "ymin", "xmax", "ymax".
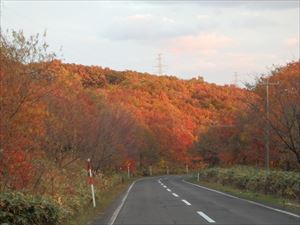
[
  {"xmin": 127, "ymin": 163, "xmax": 130, "ymax": 178},
  {"xmin": 197, "ymin": 172, "xmax": 200, "ymax": 182},
  {"xmin": 149, "ymin": 165, "xmax": 153, "ymax": 176},
  {"xmin": 87, "ymin": 158, "xmax": 96, "ymax": 208},
  {"xmin": 119, "ymin": 167, "xmax": 123, "ymax": 183}
]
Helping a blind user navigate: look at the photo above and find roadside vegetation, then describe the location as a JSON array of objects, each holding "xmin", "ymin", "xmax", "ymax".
[
  {"xmin": 189, "ymin": 166, "xmax": 300, "ymax": 214},
  {"xmin": 0, "ymin": 168, "xmax": 134, "ymax": 225}
]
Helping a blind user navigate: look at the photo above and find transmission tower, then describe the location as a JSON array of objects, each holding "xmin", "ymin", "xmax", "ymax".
[
  {"xmin": 156, "ymin": 53, "xmax": 164, "ymax": 75},
  {"xmin": 233, "ymin": 72, "xmax": 238, "ymax": 86}
]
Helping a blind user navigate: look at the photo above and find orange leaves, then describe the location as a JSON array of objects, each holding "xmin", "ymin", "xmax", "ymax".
[
  {"xmin": 7, "ymin": 28, "xmax": 296, "ymax": 191},
  {"xmin": 123, "ymin": 159, "xmax": 136, "ymax": 171},
  {"xmin": 193, "ymin": 61, "xmax": 300, "ymax": 168},
  {"xmin": 61, "ymin": 63, "xmax": 252, "ymax": 167},
  {"xmin": 0, "ymin": 149, "xmax": 35, "ymax": 190}
]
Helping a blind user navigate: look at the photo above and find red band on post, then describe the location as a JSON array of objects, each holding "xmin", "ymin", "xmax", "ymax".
[{"xmin": 89, "ymin": 176, "xmax": 93, "ymax": 185}]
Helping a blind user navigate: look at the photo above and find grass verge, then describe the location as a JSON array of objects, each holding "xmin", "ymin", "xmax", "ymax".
[
  {"xmin": 69, "ymin": 178, "xmax": 136, "ymax": 225},
  {"xmin": 187, "ymin": 177, "xmax": 300, "ymax": 215}
]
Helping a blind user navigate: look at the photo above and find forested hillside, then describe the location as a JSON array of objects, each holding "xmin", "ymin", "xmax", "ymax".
[
  {"xmin": 58, "ymin": 60, "xmax": 300, "ymax": 171},
  {"xmin": 1, "ymin": 32, "xmax": 299, "ymax": 192},
  {"xmin": 191, "ymin": 61, "xmax": 300, "ymax": 169},
  {"xmin": 60, "ymin": 61, "xmax": 251, "ymax": 168}
]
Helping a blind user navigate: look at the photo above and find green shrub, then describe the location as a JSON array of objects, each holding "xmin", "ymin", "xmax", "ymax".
[
  {"xmin": 0, "ymin": 192, "xmax": 63, "ymax": 225},
  {"xmin": 197, "ymin": 166, "xmax": 300, "ymax": 201}
]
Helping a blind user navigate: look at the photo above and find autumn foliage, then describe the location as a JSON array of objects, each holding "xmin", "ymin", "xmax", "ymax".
[
  {"xmin": 191, "ymin": 61, "xmax": 300, "ymax": 169},
  {"xmin": 1, "ymin": 31, "xmax": 299, "ymax": 194}
]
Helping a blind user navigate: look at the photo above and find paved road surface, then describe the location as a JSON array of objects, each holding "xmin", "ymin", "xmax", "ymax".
[{"xmin": 92, "ymin": 175, "xmax": 300, "ymax": 225}]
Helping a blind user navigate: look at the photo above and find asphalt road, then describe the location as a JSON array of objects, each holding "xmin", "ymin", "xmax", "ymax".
[{"xmin": 92, "ymin": 175, "xmax": 300, "ymax": 225}]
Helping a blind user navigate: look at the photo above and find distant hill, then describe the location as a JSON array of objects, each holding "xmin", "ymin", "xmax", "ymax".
[{"xmin": 59, "ymin": 61, "xmax": 249, "ymax": 165}]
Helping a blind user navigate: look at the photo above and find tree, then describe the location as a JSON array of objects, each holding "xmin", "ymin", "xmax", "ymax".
[
  {"xmin": 0, "ymin": 30, "xmax": 56, "ymax": 189},
  {"xmin": 250, "ymin": 62, "xmax": 300, "ymax": 166}
]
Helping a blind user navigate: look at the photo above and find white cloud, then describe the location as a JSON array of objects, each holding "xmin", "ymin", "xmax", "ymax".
[
  {"xmin": 104, "ymin": 14, "xmax": 182, "ymax": 41},
  {"xmin": 122, "ymin": 14, "xmax": 154, "ymax": 22},
  {"xmin": 283, "ymin": 37, "xmax": 299, "ymax": 47},
  {"xmin": 195, "ymin": 15, "xmax": 210, "ymax": 20},
  {"xmin": 167, "ymin": 33, "xmax": 235, "ymax": 54}
]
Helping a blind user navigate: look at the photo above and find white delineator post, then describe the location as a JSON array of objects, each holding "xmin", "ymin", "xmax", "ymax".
[
  {"xmin": 197, "ymin": 172, "xmax": 200, "ymax": 182},
  {"xmin": 87, "ymin": 158, "xmax": 96, "ymax": 208},
  {"xmin": 127, "ymin": 164, "xmax": 130, "ymax": 178}
]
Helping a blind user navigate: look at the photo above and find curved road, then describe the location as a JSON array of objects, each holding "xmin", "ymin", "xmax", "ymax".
[{"xmin": 92, "ymin": 175, "xmax": 300, "ymax": 225}]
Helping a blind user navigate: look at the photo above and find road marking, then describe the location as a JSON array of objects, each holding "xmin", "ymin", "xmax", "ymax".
[
  {"xmin": 197, "ymin": 211, "xmax": 215, "ymax": 223},
  {"xmin": 163, "ymin": 185, "xmax": 167, "ymax": 188},
  {"xmin": 182, "ymin": 199, "xmax": 191, "ymax": 206},
  {"xmin": 172, "ymin": 193, "xmax": 179, "ymax": 197},
  {"xmin": 166, "ymin": 188, "xmax": 171, "ymax": 192},
  {"xmin": 107, "ymin": 181, "xmax": 136, "ymax": 225},
  {"xmin": 183, "ymin": 179, "xmax": 300, "ymax": 218}
]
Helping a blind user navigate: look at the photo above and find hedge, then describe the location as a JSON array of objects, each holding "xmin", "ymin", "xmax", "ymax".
[
  {"xmin": 197, "ymin": 166, "xmax": 300, "ymax": 201},
  {"xmin": 0, "ymin": 192, "xmax": 63, "ymax": 225}
]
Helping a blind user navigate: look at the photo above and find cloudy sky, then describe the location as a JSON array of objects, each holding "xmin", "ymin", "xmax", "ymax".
[{"xmin": 1, "ymin": 0, "xmax": 299, "ymax": 85}]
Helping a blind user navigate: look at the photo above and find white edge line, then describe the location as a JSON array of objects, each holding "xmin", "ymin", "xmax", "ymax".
[
  {"xmin": 108, "ymin": 181, "xmax": 136, "ymax": 225},
  {"xmin": 182, "ymin": 199, "xmax": 191, "ymax": 206},
  {"xmin": 183, "ymin": 179, "xmax": 300, "ymax": 218},
  {"xmin": 197, "ymin": 211, "xmax": 215, "ymax": 223}
]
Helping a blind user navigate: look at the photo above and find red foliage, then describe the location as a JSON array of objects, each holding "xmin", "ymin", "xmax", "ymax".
[{"xmin": 1, "ymin": 149, "xmax": 35, "ymax": 189}]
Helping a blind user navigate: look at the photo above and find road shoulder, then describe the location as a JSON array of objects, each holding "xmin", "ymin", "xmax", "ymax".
[{"xmin": 184, "ymin": 177, "xmax": 300, "ymax": 217}]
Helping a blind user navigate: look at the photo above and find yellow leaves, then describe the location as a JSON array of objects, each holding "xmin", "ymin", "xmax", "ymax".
[{"xmin": 158, "ymin": 159, "xmax": 167, "ymax": 168}]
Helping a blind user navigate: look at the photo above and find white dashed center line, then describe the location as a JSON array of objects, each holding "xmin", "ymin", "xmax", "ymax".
[
  {"xmin": 158, "ymin": 179, "xmax": 216, "ymax": 224},
  {"xmin": 172, "ymin": 193, "xmax": 179, "ymax": 197},
  {"xmin": 181, "ymin": 199, "xmax": 191, "ymax": 206},
  {"xmin": 197, "ymin": 211, "xmax": 215, "ymax": 223}
]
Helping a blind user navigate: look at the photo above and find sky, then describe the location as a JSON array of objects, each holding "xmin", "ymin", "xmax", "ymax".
[{"xmin": 1, "ymin": 0, "xmax": 299, "ymax": 85}]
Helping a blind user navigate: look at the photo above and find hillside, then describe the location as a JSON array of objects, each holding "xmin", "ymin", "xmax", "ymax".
[
  {"xmin": 58, "ymin": 61, "xmax": 250, "ymax": 166},
  {"xmin": 1, "ymin": 30, "xmax": 299, "ymax": 185}
]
